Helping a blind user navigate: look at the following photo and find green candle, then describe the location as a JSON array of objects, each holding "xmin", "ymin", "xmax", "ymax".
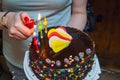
[{"xmin": 38, "ymin": 21, "xmax": 43, "ymax": 38}]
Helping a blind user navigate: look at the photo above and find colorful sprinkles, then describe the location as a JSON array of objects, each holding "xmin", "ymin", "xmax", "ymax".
[{"xmin": 30, "ymin": 50, "xmax": 94, "ymax": 80}]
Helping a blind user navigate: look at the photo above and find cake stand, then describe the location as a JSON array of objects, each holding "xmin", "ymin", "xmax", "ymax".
[{"xmin": 24, "ymin": 51, "xmax": 101, "ymax": 80}]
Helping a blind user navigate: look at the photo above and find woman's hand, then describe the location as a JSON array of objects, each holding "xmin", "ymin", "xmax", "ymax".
[{"xmin": 6, "ymin": 12, "xmax": 34, "ymax": 40}]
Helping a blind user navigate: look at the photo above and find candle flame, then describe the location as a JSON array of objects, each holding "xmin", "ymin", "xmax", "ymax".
[
  {"xmin": 38, "ymin": 13, "xmax": 41, "ymax": 21},
  {"xmin": 33, "ymin": 25, "xmax": 36, "ymax": 36},
  {"xmin": 33, "ymin": 32, "xmax": 36, "ymax": 36}
]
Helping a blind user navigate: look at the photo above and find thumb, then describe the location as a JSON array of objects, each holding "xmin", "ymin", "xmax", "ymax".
[{"xmin": 20, "ymin": 12, "xmax": 30, "ymax": 24}]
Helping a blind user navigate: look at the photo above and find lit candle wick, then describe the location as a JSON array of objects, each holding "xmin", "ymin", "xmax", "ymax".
[
  {"xmin": 33, "ymin": 25, "xmax": 36, "ymax": 36},
  {"xmin": 38, "ymin": 13, "xmax": 41, "ymax": 22}
]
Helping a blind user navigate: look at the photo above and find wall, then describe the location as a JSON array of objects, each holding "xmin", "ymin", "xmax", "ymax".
[{"xmin": 90, "ymin": 0, "xmax": 120, "ymax": 70}]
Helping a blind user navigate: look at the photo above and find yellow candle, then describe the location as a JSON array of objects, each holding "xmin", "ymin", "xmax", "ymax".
[{"xmin": 43, "ymin": 16, "xmax": 48, "ymax": 33}]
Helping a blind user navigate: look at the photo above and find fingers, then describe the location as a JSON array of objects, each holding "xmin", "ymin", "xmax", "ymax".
[
  {"xmin": 8, "ymin": 12, "xmax": 34, "ymax": 40},
  {"xmin": 15, "ymin": 25, "xmax": 34, "ymax": 38},
  {"xmin": 8, "ymin": 26, "xmax": 31, "ymax": 40},
  {"xmin": 9, "ymin": 34, "xmax": 23, "ymax": 40},
  {"xmin": 16, "ymin": 12, "xmax": 34, "ymax": 37}
]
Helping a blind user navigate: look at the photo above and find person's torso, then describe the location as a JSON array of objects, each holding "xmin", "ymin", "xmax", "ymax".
[{"xmin": 2, "ymin": 0, "xmax": 69, "ymax": 10}]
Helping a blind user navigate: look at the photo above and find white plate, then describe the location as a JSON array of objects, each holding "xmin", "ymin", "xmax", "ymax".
[{"xmin": 24, "ymin": 51, "xmax": 101, "ymax": 80}]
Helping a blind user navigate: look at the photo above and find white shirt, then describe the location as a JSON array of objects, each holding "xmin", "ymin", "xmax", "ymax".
[{"xmin": 2, "ymin": 0, "xmax": 72, "ymax": 69}]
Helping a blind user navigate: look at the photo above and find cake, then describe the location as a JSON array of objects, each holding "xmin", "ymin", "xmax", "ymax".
[{"xmin": 28, "ymin": 25, "xmax": 95, "ymax": 80}]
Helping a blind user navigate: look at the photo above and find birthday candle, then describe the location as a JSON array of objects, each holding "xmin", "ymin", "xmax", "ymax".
[
  {"xmin": 38, "ymin": 22, "xmax": 43, "ymax": 38},
  {"xmin": 33, "ymin": 36, "xmax": 39, "ymax": 53},
  {"xmin": 33, "ymin": 25, "xmax": 36, "ymax": 36},
  {"xmin": 38, "ymin": 17, "xmax": 49, "ymax": 60},
  {"xmin": 33, "ymin": 25, "xmax": 39, "ymax": 53},
  {"xmin": 43, "ymin": 16, "xmax": 48, "ymax": 33}
]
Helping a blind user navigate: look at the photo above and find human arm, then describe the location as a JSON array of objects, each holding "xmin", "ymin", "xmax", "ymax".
[
  {"xmin": 68, "ymin": 0, "xmax": 87, "ymax": 31},
  {"xmin": 0, "ymin": 12, "xmax": 34, "ymax": 40}
]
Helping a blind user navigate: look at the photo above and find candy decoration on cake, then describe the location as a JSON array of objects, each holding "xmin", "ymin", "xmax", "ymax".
[
  {"xmin": 48, "ymin": 27, "xmax": 72, "ymax": 41},
  {"xmin": 47, "ymin": 26, "xmax": 72, "ymax": 53}
]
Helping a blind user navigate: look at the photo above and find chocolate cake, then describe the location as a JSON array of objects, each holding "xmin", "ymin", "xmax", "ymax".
[{"xmin": 29, "ymin": 26, "xmax": 95, "ymax": 80}]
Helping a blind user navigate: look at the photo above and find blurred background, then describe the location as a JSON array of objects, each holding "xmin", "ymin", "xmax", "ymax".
[
  {"xmin": 0, "ymin": 0, "xmax": 120, "ymax": 80},
  {"xmin": 89, "ymin": 0, "xmax": 120, "ymax": 71}
]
